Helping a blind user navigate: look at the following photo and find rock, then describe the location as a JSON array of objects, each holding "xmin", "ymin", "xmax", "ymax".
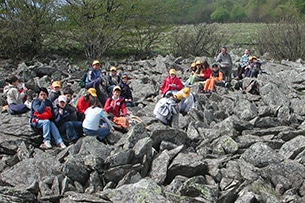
[
  {"xmin": 212, "ymin": 135, "xmax": 239, "ymax": 155},
  {"xmin": 279, "ymin": 135, "xmax": 305, "ymax": 159},
  {"xmin": 105, "ymin": 149, "xmax": 135, "ymax": 168},
  {"xmin": 0, "ymin": 186, "xmax": 37, "ymax": 202},
  {"xmin": 63, "ymin": 157, "xmax": 90, "ymax": 186}
]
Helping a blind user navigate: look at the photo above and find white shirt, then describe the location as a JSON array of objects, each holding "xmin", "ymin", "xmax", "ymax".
[{"xmin": 83, "ymin": 106, "xmax": 104, "ymax": 130}]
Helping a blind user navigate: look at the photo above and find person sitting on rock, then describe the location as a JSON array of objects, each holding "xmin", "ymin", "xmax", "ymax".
[
  {"xmin": 184, "ymin": 62, "xmax": 198, "ymax": 86},
  {"xmin": 104, "ymin": 86, "xmax": 129, "ymax": 130},
  {"xmin": 63, "ymin": 87, "xmax": 78, "ymax": 121},
  {"xmin": 197, "ymin": 60, "xmax": 211, "ymax": 82},
  {"xmin": 85, "ymin": 60, "xmax": 107, "ymax": 106},
  {"xmin": 160, "ymin": 68, "xmax": 183, "ymax": 97},
  {"xmin": 53, "ymin": 95, "xmax": 82, "ymax": 145},
  {"xmin": 153, "ymin": 92, "xmax": 182, "ymax": 127},
  {"xmin": 203, "ymin": 63, "xmax": 224, "ymax": 94},
  {"xmin": 30, "ymin": 87, "xmax": 66, "ymax": 149},
  {"xmin": 3, "ymin": 75, "xmax": 30, "ymax": 114},
  {"xmin": 107, "ymin": 66, "xmax": 121, "ymax": 95},
  {"xmin": 235, "ymin": 49, "xmax": 250, "ymax": 80},
  {"xmin": 48, "ymin": 81, "xmax": 61, "ymax": 105},
  {"xmin": 177, "ymin": 87, "xmax": 195, "ymax": 116},
  {"xmin": 76, "ymin": 88, "xmax": 98, "ymax": 121},
  {"xmin": 83, "ymin": 96, "xmax": 114, "ymax": 141},
  {"xmin": 244, "ymin": 56, "xmax": 262, "ymax": 78},
  {"xmin": 119, "ymin": 73, "xmax": 135, "ymax": 107}
]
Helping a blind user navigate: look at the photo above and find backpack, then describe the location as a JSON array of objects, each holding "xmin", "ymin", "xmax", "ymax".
[
  {"xmin": 156, "ymin": 99, "xmax": 178, "ymax": 125},
  {"xmin": 79, "ymin": 71, "xmax": 87, "ymax": 88}
]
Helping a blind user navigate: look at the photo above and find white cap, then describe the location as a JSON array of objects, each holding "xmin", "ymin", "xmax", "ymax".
[{"xmin": 58, "ymin": 95, "xmax": 67, "ymax": 103}]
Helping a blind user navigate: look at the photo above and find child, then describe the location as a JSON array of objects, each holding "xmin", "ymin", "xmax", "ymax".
[
  {"xmin": 76, "ymin": 88, "xmax": 97, "ymax": 121},
  {"xmin": 107, "ymin": 66, "xmax": 121, "ymax": 94},
  {"xmin": 160, "ymin": 68, "xmax": 183, "ymax": 97},
  {"xmin": 82, "ymin": 96, "xmax": 114, "ymax": 141},
  {"xmin": 3, "ymin": 75, "xmax": 29, "ymax": 114},
  {"xmin": 63, "ymin": 87, "xmax": 78, "ymax": 121},
  {"xmin": 119, "ymin": 73, "xmax": 135, "ymax": 107},
  {"xmin": 203, "ymin": 64, "xmax": 223, "ymax": 93},
  {"xmin": 48, "ymin": 81, "xmax": 61, "ymax": 105}
]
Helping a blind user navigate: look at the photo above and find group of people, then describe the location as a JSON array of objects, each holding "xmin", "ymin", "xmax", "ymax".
[{"xmin": 3, "ymin": 60, "xmax": 135, "ymax": 149}]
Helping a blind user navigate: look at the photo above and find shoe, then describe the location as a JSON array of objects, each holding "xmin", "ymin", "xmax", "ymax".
[
  {"xmin": 40, "ymin": 140, "xmax": 52, "ymax": 149},
  {"xmin": 58, "ymin": 142, "xmax": 66, "ymax": 149}
]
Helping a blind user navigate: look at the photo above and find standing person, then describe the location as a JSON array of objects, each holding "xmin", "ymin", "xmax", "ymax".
[
  {"xmin": 85, "ymin": 60, "xmax": 107, "ymax": 106},
  {"xmin": 216, "ymin": 47, "xmax": 233, "ymax": 83},
  {"xmin": 54, "ymin": 95, "xmax": 82, "ymax": 144},
  {"xmin": 235, "ymin": 49, "xmax": 250, "ymax": 80},
  {"xmin": 3, "ymin": 75, "xmax": 29, "ymax": 114},
  {"xmin": 107, "ymin": 66, "xmax": 121, "ymax": 94},
  {"xmin": 48, "ymin": 81, "xmax": 61, "ymax": 105},
  {"xmin": 160, "ymin": 68, "xmax": 183, "ymax": 97},
  {"xmin": 203, "ymin": 64, "xmax": 224, "ymax": 93},
  {"xmin": 119, "ymin": 73, "xmax": 135, "ymax": 107},
  {"xmin": 76, "ymin": 88, "xmax": 97, "ymax": 121},
  {"xmin": 82, "ymin": 96, "xmax": 114, "ymax": 141},
  {"xmin": 30, "ymin": 87, "xmax": 66, "ymax": 149},
  {"xmin": 177, "ymin": 87, "xmax": 195, "ymax": 116}
]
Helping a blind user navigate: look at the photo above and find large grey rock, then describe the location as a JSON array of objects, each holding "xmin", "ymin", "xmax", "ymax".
[
  {"xmin": 233, "ymin": 98, "xmax": 258, "ymax": 121},
  {"xmin": 63, "ymin": 157, "xmax": 89, "ymax": 186},
  {"xmin": 211, "ymin": 135, "xmax": 239, "ymax": 155},
  {"xmin": 0, "ymin": 186, "xmax": 37, "ymax": 202},
  {"xmin": 279, "ymin": 136, "xmax": 305, "ymax": 159},
  {"xmin": 150, "ymin": 128, "xmax": 189, "ymax": 149}
]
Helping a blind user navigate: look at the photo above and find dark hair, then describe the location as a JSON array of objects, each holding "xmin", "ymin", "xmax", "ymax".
[
  {"xmin": 37, "ymin": 87, "xmax": 49, "ymax": 97},
  {"xmin": 63, "ymin": 87, "xmax": 74, "ymax": 95},
  {"xmin": 212, "ymin": 63, "xmax": 218, "ymax": 68},
  {"xmin": 88, "ymin": 96, "xmax": 102, "ymax": 108},
  {"xmin": 5, "ymin": 75, "xmax": 19, "ymax": 84},
  {"xmin": 202, "ymin": 60, "xmax": 210, "ymax": 69}
]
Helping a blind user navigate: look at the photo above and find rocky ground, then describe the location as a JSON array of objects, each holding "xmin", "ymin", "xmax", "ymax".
[{"xmin": 0, "ymin": 52, "xmax": 305, "ymax": 203}]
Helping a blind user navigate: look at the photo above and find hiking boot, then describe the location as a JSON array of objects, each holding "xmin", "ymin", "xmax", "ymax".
[
  {"xmin": 40, "ymin": 140, "xmax": 52, "ymax": 149},
  {"xmin": 58, "ymin": 142, "xmax": 67, "ymax": 149}
]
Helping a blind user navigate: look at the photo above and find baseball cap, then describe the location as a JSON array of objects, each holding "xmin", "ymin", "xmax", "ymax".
[
  {"xmin": 169, "ymin": 69, "xmax": 176, "ymax": 75},
  {"xmin": 58, "ymin": 95, "xmax": 67, "ymax": 103},
  {"xmin": 113, "ymin": 86, "xmax": 121, "ymax": 92},
  {"xmin": 87, "ymin": 88, "xmax": 97, "ymax": 97},
  {"xmin": 52, "ymin": 81, "xmax": 61, "ymax": 88},
  {"xmin": 182, "ymin": 87, "xmax": 190, "ymax": 98},
  {"xmin": 174, "ymin": 92, "xmax": 183, "ymax": 101},
  {"xmin": 110, "ymin": 66, "xmax": 117, "ymax": 71},
  {"xmin": 92, "ymin": 60, "xmax": 100, "ymax": 66}
]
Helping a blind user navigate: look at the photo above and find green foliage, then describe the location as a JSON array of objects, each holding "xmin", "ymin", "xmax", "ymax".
[
  {"xmin": 210, "ymin": 7, "xmax": 230, "ymax": 22},
  {"xmin": 230, "ymin": 6, "xmax": 246, "ymax": 22},
  {"xmin": 294, "ymin": 0, "xmax": 305, "ymax": 15}
]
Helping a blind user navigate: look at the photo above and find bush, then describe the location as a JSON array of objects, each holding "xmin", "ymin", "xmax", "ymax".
[
  {"xmin": 256, "ymin": 20, "xmax": 305, "ymax": 60},
  {"xmin": 170, "ymin": 23, "xmax": 232, "ymax": 58}
]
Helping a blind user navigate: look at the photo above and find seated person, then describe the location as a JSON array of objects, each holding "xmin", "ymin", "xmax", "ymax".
[
  {"xmin": 85, "ymin": 60, "xmax": 107, "ymax": 106},
  {"xmin": 160, "ymin": 68, "xmax": 183, "ymax": 97},
  {"xmin": 63, "ymin": 87, "xmax": 78, "ymax": 121},
  {"xmin": 76, "ymin": 88, "xmax": 97, "ymax": 121},
  {"xmin": 3, "ymin": 75, "xmax": 29, "ymax": 114},
  {"xmin": 203, "ymin": 63, "xmax": 224, "ymax": 93},
  {"xmin": 48, "ymin": 81, "xmax": 61, "ymax": 105},
  {"xmin": 197, "ymin": 60, "xmax": 211, "ymax": 81},
  {"xmin": 235, "ymin": 49, "xmax": 250, "ymax": 80},
  {"xmin": 54, "ymin": 95, "xmax": 82, "ymax": 144},
  {"xmin": 153, "ymin": 92, "xmax": 182, "ymax": 127},
  {"xmin": 177, "ymin": 87, "xmax": 195, "ymax": 116},
  {"xmin": 83, "ymin": 96, "xmax": 114, "ymax": 141},
  {"xmin": 29, "ymin": 87, "xmax": 66, "ymax": 149},
  {"xmin": 119, "ymin": 73, "xmax": 135, "ymax": 107},
  {"xmin": 184, "ymin": 62, "xmax": 198, "ymax": 86},
  {"xmin": 107, "ymin": 66, "xmax": 121, "ymax": 94},
  {"xmin": 244, "ymin": 56, "xmax": 262, "ymax": 78},
  {"xmin": 104, "ymin": 86, "xmax": 129, "ymax": 129}
]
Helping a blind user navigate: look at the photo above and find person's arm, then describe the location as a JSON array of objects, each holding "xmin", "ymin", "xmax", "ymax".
[
  {"xmin": 216, "ymin": 53, "xmax": 222, "ymax": 63},
  {"xmin": 32, "ymin": 99, "xmax": 46, "ymax": 114},
  {"xmin": 120, "ymin": 102, "xmax": 127, "ymax": 116},
  {"xmin": 160, "ymin": 78, "xmax": 168, "ymax": 95},
  {"xmin": 101, "ymin": 112, "xmax": 114, "ymax": 131},
  {"xmin": 174, "ymin": 78, "xmax": 183, "ymax": 91},
  {"xmin": 103, "ymin": 98, "xmax": 112, "ymax": 113},
  {"xmin": 204, "ymin": 68, "xmax": 211, "ymax": 80}
]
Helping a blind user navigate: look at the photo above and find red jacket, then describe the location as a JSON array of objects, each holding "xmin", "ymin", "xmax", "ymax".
[
  {"xmin": 198, "ymin": 67, "xmax": 211, "ymax": 80},
  {"xmin": 104, "ymin": 97, "xmax": 127, "ymax": 117},
  {"xmin": 160, "ymin": 76, "xmax": 183, "ymax": 96},
  {"xmin": 76, "ymin": 96, "xmax": 89, "ymax": 114}
]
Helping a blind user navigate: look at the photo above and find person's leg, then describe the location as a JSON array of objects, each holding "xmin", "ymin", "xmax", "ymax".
[
  {"xmin": 209, "ymin": 78, "xmax": 216, "ymax": 91},
  {"xmin": 204, "ymin": 79, "xmax": 210, "ymax": 91},
  {"xmin": 227, "ymin": 67, "xmax": 232, "ymax": 82},
  {"xmin": 97, "ymin": 123, "xmax": 110, "ymax": 140},
  {"xmin": 49, "ymin": 121, "xmax": 64, "ymax": 145},
  {"xmin": 72, "ymin": 121, "xmax": 83, "ymax": 139},
  {"xmin": 36, "ymin": 119, "xmax": 51, "ymax": 142},
  {"xmin": 59, "ymin": 122, "xmax": 78, "ymax": 142},
  {"xmin": 83, "ymin": 128, "xmax": 98, "ymax": 136}
]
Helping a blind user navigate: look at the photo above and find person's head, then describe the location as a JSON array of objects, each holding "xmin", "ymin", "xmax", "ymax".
[
  {"xmin": 173, "ymin": 92, "xmax": 182, "ymax": 103},
  {"xmin": 121, "ymin": 73, "xmax": 128, "ymax": 83},
  {"xmin": 110, "ymin": 66, "xmax": 117, "ymax": 76},
  {"xmin": 244, "ymin": 49, "xmax": 249, "ymax": 55},
  {"xmin": 5, "ymin": 75, "xmax": 19, "ymax": 86},
  {"xmin": 169, "ymin": 68, "xmax": 176, "ymax": 78},
  {"xmin": 63, "ymin": 87, "xmax": 74, "ymax": 103},
  {"xmin": 88, "ymin": 96, "xmax": 102, "ymax": 108},
  {"xmin": 51, "ymin": 81, "xmax": 61, "ymax": 92},
  {"xmin": 57, "ymin": 95, "xmax": 67, "ymax": 108},
  {"xmin": 182, "ymin": 87, "xmax": 191, "ymax": 98},
  {"xmin": 191, "ymin": 62, "xmax": 196, "ymax": 71},
  {"xmin": 37, "ymin": 87, "xmax": 48, "ymax": 100},
  {"xmin": 195, "ymin": 60, "xmax": 201, "ymax": 68},
  {"xmin": 249, "ymin": 56, "xmax": 257, "ymax": 62},
  {"xmin": 202, "ymin": 60, "xmax": 210, "ymax": 69},
  {"xmin": 87, "ymin": 88, "xmax": 97, "ymax": 98},
  {"xmin": 112, "ymin": 86, "xmax": 121, "ymax": 98},
  {"xmin": 211, "ymin": 63, "xmax": 219, "ymax": 71},
  {"xmin": 221, "ymin": 47, "xmax": 227, "ymax": 54},
  {"xmin": 92, "ymin": 60, "xmax": 100, "ymax": 70}
]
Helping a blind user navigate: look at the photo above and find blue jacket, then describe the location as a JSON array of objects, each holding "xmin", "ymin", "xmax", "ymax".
[
  {"xmin": 30, "ymin": 98, "xmax": 55, "ymax": 121},
  {"xmin": 86, "ymin": 67, "xmax": 102, "ymax": 83},
  {"xmin": 53, "ymin": 104, "xmax": 71, "ymax": 126}
]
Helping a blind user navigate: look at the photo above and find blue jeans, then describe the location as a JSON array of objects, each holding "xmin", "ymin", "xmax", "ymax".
[
  {"xmin": 58, "ymin": 121, "xmax": 82, "ymax": 142},
  {"xmin": 36, "ymin": 119, "xmax": 63, "ymax": 145},
  {"xmin": 83, "ymin": 122, "xmax": 110, "ymax": 140}
]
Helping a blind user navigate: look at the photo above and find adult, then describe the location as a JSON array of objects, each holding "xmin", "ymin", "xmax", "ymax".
[
  {"xmin": 119, "ymin": 73, "xmax": 135, "ymax": 107},
  {"xmin": 107, "ymin": 66, "xmax": 121, "ymax": 94},
  {"xmin": 30, "ymin": 87, "xmax": 66, "ymax": 149},
  {"xmin": 85, "ymin": 60, "xmax": 107, "ymax": 106},
  {"xmin": 3, "ymin": 75, "xmax": 29, "ymax": 114},
  {"xmin": 160, "ymin": 68, "xmax": 183, "ymax": 97},
  {"xmin": 203, "ymin": 64, "xmax": 224, "ymax": 93},
  {"xmin": 216, "ymin": 47, "xmax": 233, "ymax": 83},
  {"xmin": 235, "ymin": 49, "xmax": 250, "ymax": 80},
  {"xmin": 54, "ymin": 95, "xmax": 82, "ymax": 144},
  {"xmin": 83, "ymin": 97, "xmax": 114, "ymax": 141},
  {"xmin": 244, "ymin": 56, "xmax": 262, "ymax": 78},
  {"xmin": 177, "ymin": 87, "xmax": 195, "ymax": 116},
  {"xmin": 76, "ymin": 88, "xmax": 97, "ymax": 121},
  {"xmin": 197, "ymin": 60, "xmax": 211, "ymax": 81}
]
